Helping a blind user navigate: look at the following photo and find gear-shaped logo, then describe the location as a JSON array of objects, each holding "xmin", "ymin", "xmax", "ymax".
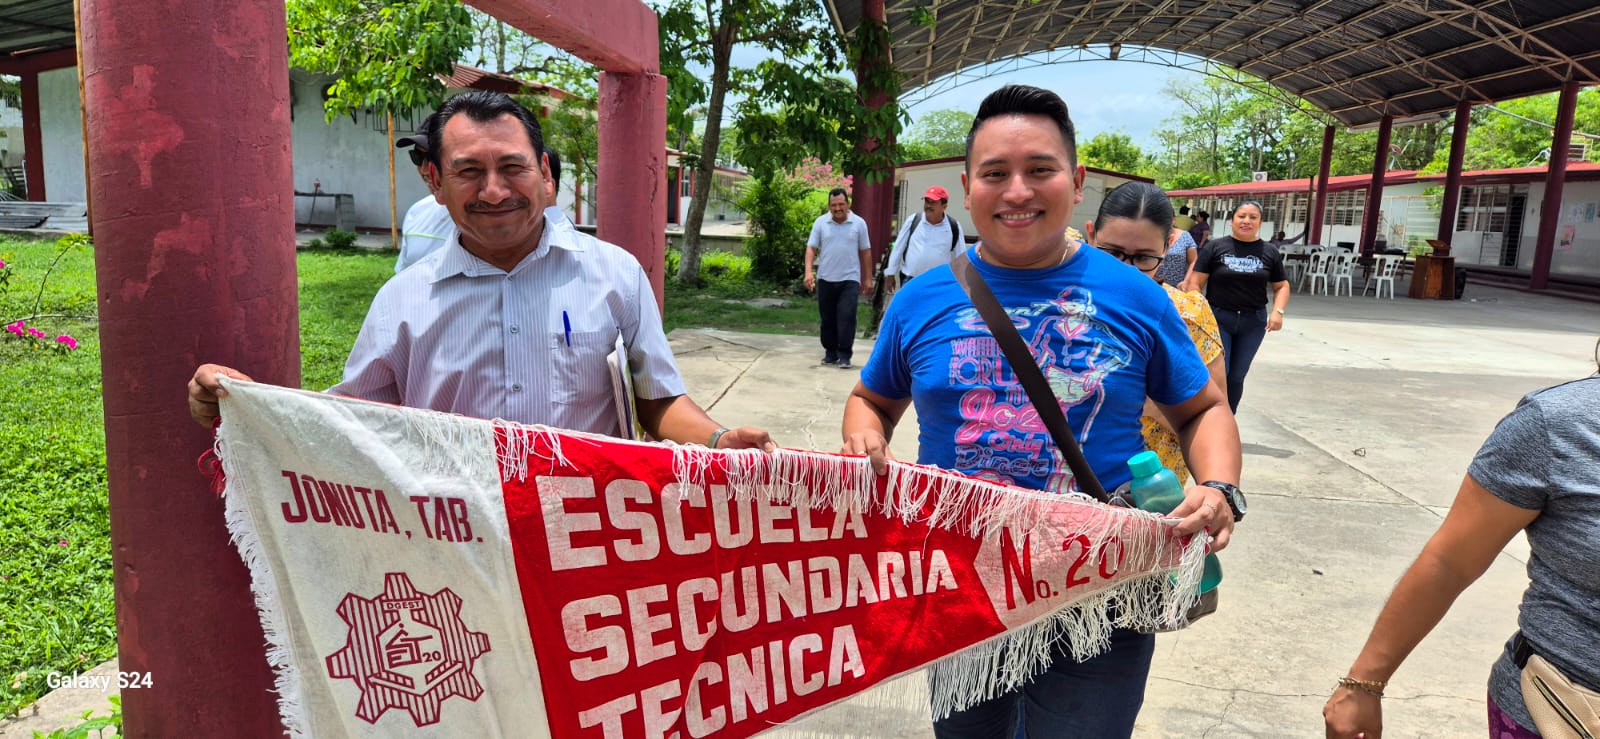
[{"xmin": 326, "ymin": 572, "xmax": 492, "ymax": 726}]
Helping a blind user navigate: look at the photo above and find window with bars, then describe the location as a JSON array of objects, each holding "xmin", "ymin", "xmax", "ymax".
[
  {"xmin": 1288, "ymin": 194, "xmax": 1308, "ymax": 224},
  {"xmin": 1455, "ymin": 185, "xmax": 1514, "ymax": 232},
  {"xmin": 1326, "ymin": 190, "xmax": 1365, "ymax": 226}
]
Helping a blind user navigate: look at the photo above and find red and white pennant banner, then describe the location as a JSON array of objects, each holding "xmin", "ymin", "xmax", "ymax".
[{"xmin": 214, "ymin": 379, "xmax": 1204, "ymax": 738}]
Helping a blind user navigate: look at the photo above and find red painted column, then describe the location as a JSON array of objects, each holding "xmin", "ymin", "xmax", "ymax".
[
  {"xmin": 853, "ymin": 0, "xmax": 895, "ymax": 268},
  {"xmin": 1437, "ymin": 101, "xmax": 1473, "ymax": 243},
  {"xmin": 1309, "ymin": 124, "xmax": 1334, "ymax": 245},
  {"xmin": 1359, "ymin": 115, "xmax": 1393, "ymax": 250},
  {"xmin": 81, "ymin": 0, "xmax": 296, "ymax": 734},
  {"xmin": 20, "ymin": 72, "xmax": 45, "ymax": 201},
  {"xmin": 1531, "ymin": 81, "xmax": 1580, "ymax": 290},
  {"xmin": 597, "ymin": 71, "xmax": 668, "ymax": 307}
]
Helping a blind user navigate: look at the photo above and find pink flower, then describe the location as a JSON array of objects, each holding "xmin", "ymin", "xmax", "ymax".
[
  {"xmin": 58, "ymin": 540, "xmax": 69, "ymax": 547},
  {"xmin": 55, "ymin": 335, "xmax": 77, "ymax": 350},
  {"xmin": 27, "ymin": 328, "xmax": 45, "ymax": 339},
  {"xmin": 4, "ymin": 321, "xmax": 24, "ymax": 336},
  {"xmin": 0, "ymin": 258, "xmax": 7, "ymax": 269}
]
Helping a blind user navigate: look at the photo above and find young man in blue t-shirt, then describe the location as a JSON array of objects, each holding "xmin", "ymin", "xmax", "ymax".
[{"xmin": 841, "ymin": 84, "xmax": 1242, "ymax": 738}]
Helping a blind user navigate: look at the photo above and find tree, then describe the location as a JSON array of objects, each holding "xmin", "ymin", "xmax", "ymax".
[
  {"xmin": 1079, "ymin": 132, "xmax": 1142, "ymax": 174},
  {"xmin": 287, "ymin": 0, "xmax": 472, "ymax": 121},
  {"xmin": 656, "ymin": 0, "xmax": 851, "ymax": 285},
  {"xmin": 1421, "ymin": 89, "xmax": 1600, "ymax": 173},
  {"xmin": 900, "ymin": 109, "xmax": 973, "ymax": 162}
]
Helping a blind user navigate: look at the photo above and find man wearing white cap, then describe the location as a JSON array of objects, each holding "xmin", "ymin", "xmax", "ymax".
[{"xmin": 885, "ymin": 185, "xmax": 965, "ymax": 288}]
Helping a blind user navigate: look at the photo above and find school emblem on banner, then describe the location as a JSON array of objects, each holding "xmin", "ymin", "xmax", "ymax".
[
  {"xmin": 324, "ymin": 573, "xmax": 492, "ymax": 726},
  {"xmin": 213, "ymin": 379, "xmax": 1205, "ymax": 738}
]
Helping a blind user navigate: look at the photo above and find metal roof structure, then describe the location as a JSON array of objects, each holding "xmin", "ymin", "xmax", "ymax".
[
  {"xmin": 824, "ymin": 0, "xmax": 1600, "ymax": 129},
  {"xmin": 0, "ymin": 0, "xmax": 73, "ymax": 60}
]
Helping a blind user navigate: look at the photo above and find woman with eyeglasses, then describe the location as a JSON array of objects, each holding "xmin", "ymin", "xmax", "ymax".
[
  {"xmin": 1186, "ymin": 201, "xmax": 1289, "ymax": 413},
  {"xmin": 1085, "ymin": 182, "xmax": 1228, "ymax": 483}
]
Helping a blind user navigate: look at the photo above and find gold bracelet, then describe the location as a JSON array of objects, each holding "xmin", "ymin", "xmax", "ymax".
[{"xmin": 1336, "ymin": 676, "xmax": 1386, "ymax": 697}]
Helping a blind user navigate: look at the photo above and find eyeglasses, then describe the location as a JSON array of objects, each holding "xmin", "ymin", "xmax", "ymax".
[{"xmin": 1096, "ymin": 246, "xmax": 1163, "ymax": 272}]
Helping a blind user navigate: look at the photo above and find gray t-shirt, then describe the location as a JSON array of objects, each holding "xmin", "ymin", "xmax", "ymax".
[
  {"xmin": 807, "ymin": 212, "xmax": 870, "ymax": 283},
  {"xmin": 1469, "ymin": 376, "xmax": 1600, "ymax": 731}
]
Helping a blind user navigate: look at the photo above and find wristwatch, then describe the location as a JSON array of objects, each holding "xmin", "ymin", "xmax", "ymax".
[{"xmin": 1201, "ymin": 481, "xmax": 1247, "ymax": 522}]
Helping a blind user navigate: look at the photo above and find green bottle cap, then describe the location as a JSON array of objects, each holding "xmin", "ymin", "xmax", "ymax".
[{"xmin": 1128, "ymin": 450, "xmax": 1163, "ymax": 478}]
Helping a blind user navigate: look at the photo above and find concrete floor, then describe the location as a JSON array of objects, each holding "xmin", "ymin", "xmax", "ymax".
[{"xmin": 4, "ymin": 282, "xmax": 1595, "ymax": 737}]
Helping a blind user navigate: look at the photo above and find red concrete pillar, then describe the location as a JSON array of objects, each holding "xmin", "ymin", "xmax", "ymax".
[
  {"xmin": 1359, "ymin": 115, "xmax": 1393, "ymax": 250},
  {"xmin": 853, "ymin": 0, "xmax": 895, "ymax": 268},
  {"xmin": 20, "ymin": 72, "xmax": 44, "ymax": 201},
  {"xmin": 81, "ymin": 0, "xmax": 296, "ymax": 734},
  {"xmin": 1436, "ymin": 101, "xmax": 1473, "ymax": 243},
  {"xmin": 1309, "ymin": 125, "xmax": 1334, "ymax": 244},
  {"xmin": 1531, "ymin": 81, "xmax": 1580, "ymax": 290},
  {"xmin": 597, "ymin": 71, "xmax": 667, "ymax": 307}
]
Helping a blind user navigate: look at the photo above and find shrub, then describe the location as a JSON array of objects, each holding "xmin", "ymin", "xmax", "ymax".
[
  {"xmin": 739, "ymin": 172, "xmax": 822, "ymax": 284},
  {"xmin": 323, "ymin": 229, "xmax": 359, "ymax": 250}
]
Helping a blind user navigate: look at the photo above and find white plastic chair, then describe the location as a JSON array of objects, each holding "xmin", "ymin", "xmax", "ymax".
[
  {"xmin": 1280, "ymin": 245, "xmax": 1307, "ymax": 284},
  {"xmin": 1301, "ymin": 252, "xmax": 1331, "ymax": 294},
  {"xmin": 1365, "ymin": 254, "xmax": 1402, "ymax": 298},
  {"xmin": 1329, "ymin": 253, "xmax": 1356, "ymax": 296}
]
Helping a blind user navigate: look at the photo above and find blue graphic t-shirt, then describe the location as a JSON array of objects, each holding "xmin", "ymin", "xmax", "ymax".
[{"xmin": 862, "ymin": 244, "xmax": 1210, "ymax": 494}]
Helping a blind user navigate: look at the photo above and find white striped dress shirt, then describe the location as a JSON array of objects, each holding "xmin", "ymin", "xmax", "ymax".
[{"xmin": 331, "ymin": 220, "xmax": 685, "ymax": 434}]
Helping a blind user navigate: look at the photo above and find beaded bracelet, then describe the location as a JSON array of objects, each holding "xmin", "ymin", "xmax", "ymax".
[{"xmin": 1337, "ymin": 676, "xmax": 1386, "ymax": 697}]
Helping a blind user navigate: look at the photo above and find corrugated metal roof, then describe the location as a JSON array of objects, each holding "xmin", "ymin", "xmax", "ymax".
[{"xmin": 826, "ymin": 0, "xmax": 1600, "ymax": 129}]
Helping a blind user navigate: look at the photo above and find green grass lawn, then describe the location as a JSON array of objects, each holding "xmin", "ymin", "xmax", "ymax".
[
  {"xmin": 663, "ymin": 277, "xmax": 871, "ymax": 335},
  {"xmin": 0, "ymin": 240, "xmax": 393, "ymax": 718},
  {"xmin": 0, "ymin": 241, "xmax": 832, "ymax": 717}
]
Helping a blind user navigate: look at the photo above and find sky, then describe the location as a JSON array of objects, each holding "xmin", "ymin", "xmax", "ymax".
[{"xmin": 903, "ymin": 59, "xmax": 1209, "ymax": 152}]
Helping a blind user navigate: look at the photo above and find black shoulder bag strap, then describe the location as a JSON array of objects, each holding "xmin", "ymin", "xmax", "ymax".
[
  {"xmin": 950, "ymin": 252, "xmax": 1110, "ymax": 503},
  {"xmin": 949, "ymin": 219, "xmax": 962, "ymax": 254}
]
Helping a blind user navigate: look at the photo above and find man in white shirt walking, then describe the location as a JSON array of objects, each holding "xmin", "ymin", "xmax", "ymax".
[
  {"xmin": 885, "ymin": 185, "xmax": 964, "ymax": 288},
  {"xmin": 190, "ymin": 91, "xmax": 772, "ymax": 452},
  {"xmin": 803, "ymin": 188, "xmax": 873, "ymax": 369}
]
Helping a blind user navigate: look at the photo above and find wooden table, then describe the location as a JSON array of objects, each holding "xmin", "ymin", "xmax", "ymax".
[{"xmin": 1408, "ymin": 255, "xmax": 1456, "ymax": 300}]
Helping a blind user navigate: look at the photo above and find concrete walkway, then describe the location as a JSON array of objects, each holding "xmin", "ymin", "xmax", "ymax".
[{"xmin": 5, "ymin": 284, "xmax": 1594, "ymax": 737}]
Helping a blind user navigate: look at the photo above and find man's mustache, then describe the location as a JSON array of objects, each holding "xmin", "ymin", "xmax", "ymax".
[{"xmin": 467, "ymin": 199, "xmax": 530, "ymax": 213}]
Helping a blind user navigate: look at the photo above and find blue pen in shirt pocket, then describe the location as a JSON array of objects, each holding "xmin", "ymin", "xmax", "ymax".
[{"xmin": 562, "ymin": 310, "xmax": 572, "ymax": 347}]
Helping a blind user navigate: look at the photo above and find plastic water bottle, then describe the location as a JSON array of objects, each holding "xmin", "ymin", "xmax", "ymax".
[{"xmin": 1126, "ymin": 450, "xmax": 1223, "ymax": 593}]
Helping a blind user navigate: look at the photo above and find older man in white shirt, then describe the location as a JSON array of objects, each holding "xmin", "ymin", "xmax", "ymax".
[
  {"xmin": 395, "ymin": 125, "xmax": 574, "ymax": 275},
  {"xmin": 885, "ymin": 185, "xmax": 965, "ymax": 288},
  {"xmin": 189, "ymin": 91, "xmax": 771, "ymax": 452}
]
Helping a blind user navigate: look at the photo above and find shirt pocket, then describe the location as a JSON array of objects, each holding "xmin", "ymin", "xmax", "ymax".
[{"xmin": 550, "ymin": 328, "xmax": 619, "ymax": 407}]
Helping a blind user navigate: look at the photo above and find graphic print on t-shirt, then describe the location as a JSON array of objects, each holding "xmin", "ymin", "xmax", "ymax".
[
  {"xmin": 947, "ymin": 286, "xmax": 1131, "ymax": 494},
  {"xmin": 1221, "ymin": 254, "xmax": 1264, "ymax": 274}
]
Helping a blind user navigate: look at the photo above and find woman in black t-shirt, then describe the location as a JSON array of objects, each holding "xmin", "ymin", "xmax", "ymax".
[{"xmin": 1189, "ymin": 201, "xmax": 1290, "ymax": 413}]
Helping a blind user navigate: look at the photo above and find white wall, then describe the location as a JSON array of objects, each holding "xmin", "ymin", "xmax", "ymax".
[
  {"xmin": 1504, "ymin": 181, "xmax": 1600, "ymax": 279},
  {"xmin": 40, "ymin": 67, "xmax": 85, "ymax": 202},
  {"xmin": 289, "ymin": 72, "xmax": 431, "ymax": 230}
]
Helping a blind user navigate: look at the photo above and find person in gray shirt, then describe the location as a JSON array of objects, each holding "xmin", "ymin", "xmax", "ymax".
[
  {"xmin": 1325, "ymin": 367, "xmax": 1600, "ymax": 738},
  {"xmin": 803, "ymin": 188, "xmax": 873, "ymax": 369}
]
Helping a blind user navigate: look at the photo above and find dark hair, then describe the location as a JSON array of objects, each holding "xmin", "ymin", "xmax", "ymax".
[
  {"xmin": 427, "ymin": 91, "xmax": 546, "ymax": 169},
  {"xmin": 965, "ymin": 84, "xmax": 1077, "ymax": 169},
  {"xmin": 1095, "ymin": 182, "xmax": 1174, "ymax": 234},
  {"xmin": 828, "ymin": 187, "xmax": 849, "ymax": 201},
  {"xmin": 546, "ymin": 148, "xmax": 562, "ymax": 191},
  {"xmin": 1235, "ymin": 200, "xmax": 1264, "ymax": 216},
  {"xmin": 1178, "ymin": 205, "xmax": 1191, "ymax": 215},
  {"xmin": 1197, "ymin": 210, "xmax": 1210, "ymax": 220}
]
